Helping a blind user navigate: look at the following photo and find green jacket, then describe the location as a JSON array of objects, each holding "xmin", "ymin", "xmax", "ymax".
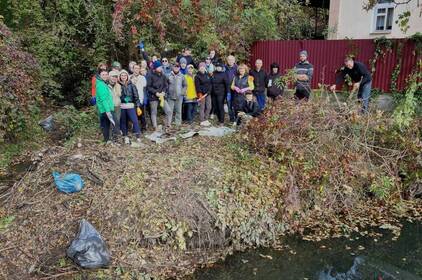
[{"xmin": 96, "ymin": 78, "xmax": 114, "ymax": 114}]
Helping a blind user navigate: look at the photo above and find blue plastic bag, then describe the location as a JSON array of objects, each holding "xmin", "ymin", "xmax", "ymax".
[{"xmin": 53, "ymin": 172, "xmax": 84, "ymax": 193}]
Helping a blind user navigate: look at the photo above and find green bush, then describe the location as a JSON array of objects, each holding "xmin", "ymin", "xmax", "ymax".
[
  {"xmin": 53, "ymin": 106, "xmax": 98, "ymax": 141},
  {"xmin": 0, "ymin": 22, "xmax": 42, "ymax": 143},
  {"xmin": 4, "ymin": 0, "xmax": 116, "ymax": 107}
]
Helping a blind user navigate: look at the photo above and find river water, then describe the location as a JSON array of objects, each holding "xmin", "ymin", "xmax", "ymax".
[{"xmin": 195, "ymin": 221, "xmax": 422, "ymax": 280}]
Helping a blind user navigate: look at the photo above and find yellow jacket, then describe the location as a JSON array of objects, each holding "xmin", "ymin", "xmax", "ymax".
[{"xmin": 185, "ymin": 74, "xmax": 197, "ymax": 101}]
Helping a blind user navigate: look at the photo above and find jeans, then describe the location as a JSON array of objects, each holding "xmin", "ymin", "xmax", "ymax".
[
  {"xmin": 199, "ymin": 94, "xmax": 212, "ymax": 122},
  {"xmin": 254, "ymin": 91, "xmax": 266, "ymax": 110},
  {"xmin": 358, "ymin": 81, "xmax": 372, "ymax": 113},
  {"xmin": 185, "ymin": 102, "xmax": 197, "ymax": 123},
  {"xmin": 120, "ymin": 108, "xmax": 141, "ymax": 138},
  {"xmin": 227, "ymin": 94, "xmax": 235, "ymax": 122},
  {"xmin": 165, "ymin": 96, "xmax": 184, "ymax": 126},
  {"xmin": 150, "ymin": 101, "xmax": 159, "ymax": 128},
  {"xmin": 99, "ymin": 112, "xmax": 116, "ymax": 142}
]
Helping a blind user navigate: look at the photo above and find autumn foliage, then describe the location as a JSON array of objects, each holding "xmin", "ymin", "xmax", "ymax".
[{"xmin": 112, "ymin": 0, "xmax": 317, "ymax": 59}]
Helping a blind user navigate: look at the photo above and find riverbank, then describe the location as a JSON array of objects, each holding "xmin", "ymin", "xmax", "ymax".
[{"xmin": 0, "ymin": 98, "xmax": 421, "ymax": 279}]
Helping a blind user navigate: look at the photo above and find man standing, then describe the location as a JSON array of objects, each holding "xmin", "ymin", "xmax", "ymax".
[
  {"xmin": 167, "ymin": 63, "xmax": 187, "ymax": 127},
  {"xmin": 147, "ymin": 61, "xmax": 169, "ymax": 131},
  {"xmin": 330, "ymin": 56, "xmax": 372, "ymax": 112},
  {"xmin": 250, "ymin": 59, "xmax": 268, "ymax": 110},
  {"xmin": 131, "ymin": 64, "xmax": 148, "ymax": 130},
  {"xmin": 294, "ymin": 50, "xmax": 313, "ymax": 100},
  {"xmin": 225, "ymin": 55, "xmax": 238, "ymax": 122},
  {"xmin": 108, "ymin": 70, "xmax": 121, "ymax": 135}
]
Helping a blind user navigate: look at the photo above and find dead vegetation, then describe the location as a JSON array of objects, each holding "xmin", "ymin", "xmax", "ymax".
[
  {"xmin": 242, "ymin": 95, "xmax": 422, "ymax": 239},
  {"xmin": 0, "ymin": 95, "xmax": 421, "ymax": 279},
  {"xmin": 0, "ymin": 137, "xmax": 237, "ymax": 279}
]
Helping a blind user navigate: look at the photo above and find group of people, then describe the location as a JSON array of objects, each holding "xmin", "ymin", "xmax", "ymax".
[{"xmin": 92, "ymin": 47, "xmax": 372, "ymax": 144}]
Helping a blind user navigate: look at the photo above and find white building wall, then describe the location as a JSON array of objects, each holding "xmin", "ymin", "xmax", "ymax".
[{"xmin": 328, "ymin": 0, "xmax": 422, "ymax": 39}]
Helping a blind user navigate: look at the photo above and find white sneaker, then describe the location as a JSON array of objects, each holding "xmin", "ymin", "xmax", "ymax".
[
  {"xmin": 136, "ymin": 138, "xmax": 142, "ymax": 143},
  {"xmin": 124, "ymin": 137, "xmax": 130, "ymax": 145},
  {"xmin": 210, "ymin": 114, "xmax": 215, "ymax": 120},
  {"xmin": 200, "ymin": 120, "xmax": 211, "ymax": 127}
]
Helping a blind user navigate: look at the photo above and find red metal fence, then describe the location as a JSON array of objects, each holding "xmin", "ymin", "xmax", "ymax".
[{"xmin": 250, "ymin": 39, "xmax": 418, "ymax": 92}]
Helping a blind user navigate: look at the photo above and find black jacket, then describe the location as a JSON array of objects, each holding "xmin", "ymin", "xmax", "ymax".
[
  {"xmin": 336, "ymin": 61, "xmax": 372, "ymax": 86},
  {"xmin": 210, "ymin": 54, "xmax": 220, "ymax": 65},
  {"xmin": 241, "ymin": 99, "xmax": 261, "ymax": 117},
  {"xmin": 267, "ymin": 72, "xmax": 283, "ymax": 98},
  {"xmin": 120, "ymin": 81, "xmax": 140, "ymax": 107},
  {"xmin": 194, "ymin": 72, "xmax": 212, "ymax": 95},
  {"xmin": 212, "ymin": 71, "xmax": 230, "ymax": 96},
  {"xmin": 250, "ymin": 69, "xmax": 268, "ymax": 93},
  {"xmin": 147, "ymin": 72, "xmax": 169, "ymax": 101}
]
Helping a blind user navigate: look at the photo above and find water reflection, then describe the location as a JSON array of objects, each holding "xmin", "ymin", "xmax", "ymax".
[{"xmin": 195, "ymin": 222, "xmax": 422, "ymax": 280}]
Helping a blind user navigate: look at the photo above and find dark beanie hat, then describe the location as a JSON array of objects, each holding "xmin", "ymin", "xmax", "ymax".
[{"xmin": 153, "ymin": 60, "xmax": 162, "ymax": 69}]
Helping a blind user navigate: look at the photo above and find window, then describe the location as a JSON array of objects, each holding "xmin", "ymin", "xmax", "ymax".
[{"xmin": 372, "ymin": 1, "xmax": 395, "ymax": 32}]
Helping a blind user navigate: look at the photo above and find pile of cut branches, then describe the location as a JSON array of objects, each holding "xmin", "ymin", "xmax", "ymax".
[{"xmin": 242, "ymin": 95, "xmax": 421, "ymax": 238}]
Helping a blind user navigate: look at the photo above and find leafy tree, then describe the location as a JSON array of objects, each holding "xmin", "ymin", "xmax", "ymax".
[
  {"xmin": 112, "ymin": 0, "xmax": 315, "ymax": 61},
  {"xmin": 1, "ymin": 0, "xmax": 321, "ymax": 107},
  {"xmin": 4, "ymin": 0, "xmax": 116, "ymax": 106}
]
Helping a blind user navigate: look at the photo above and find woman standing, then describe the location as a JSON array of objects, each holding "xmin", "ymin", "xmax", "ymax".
[
  {"xmin": 195, "ymin": 62, "xmax": 212, "ymax": 126},
  {"xmin": 211, "ymin": 62, "xmax": 230, "ymax": 125},
  {"xmin": 119, "ymin": 70, "xmax": 142, "ymax": 144},
  {"xmin": 96, "ymin": 70, "xmax": 115, "ymax": 143},
  {"xmin": 184, "ymin": 65, "xmax": 197, "ymax": 124},
  {"xmin": 267, "ymin": 62, "xmax": 283, "ymax": 101},
  {"xmin": 231, "ymin": 64, "xmax": 254, "ymax": 125}
]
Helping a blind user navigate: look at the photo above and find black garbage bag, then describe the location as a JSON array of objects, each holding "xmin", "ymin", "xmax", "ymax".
[
  {"xmin": 67, "ymin": 219, "xmax": 111, "ymax": 268},
  {"xmin": 38, "ymin": 115, "xmax": 54, "ymax": 132}
]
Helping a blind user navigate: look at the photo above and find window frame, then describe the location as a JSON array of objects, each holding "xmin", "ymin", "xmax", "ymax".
[{"xmin": 371, "ymin": 2, "xmax": 395, "ymax": 34}]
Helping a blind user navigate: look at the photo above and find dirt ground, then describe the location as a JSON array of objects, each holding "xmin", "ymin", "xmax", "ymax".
[{"xmin": 0, "ymin": 129, "xmax": 243, "ymax": 279}]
